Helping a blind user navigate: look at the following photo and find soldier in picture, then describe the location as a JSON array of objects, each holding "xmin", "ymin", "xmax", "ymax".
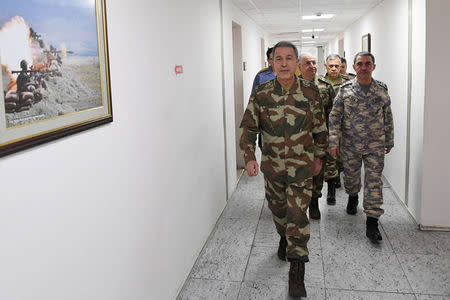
[
  {"xmin": 329, "ymin": 51, "xmax": 394, "ymax": 243},
  {"xmin": 298, "ymin": 53, "xmax": 338, "ymax": 219},
  {"xmin": 240, "ymin": 41, "xmax": 328, "ymax": 297}
]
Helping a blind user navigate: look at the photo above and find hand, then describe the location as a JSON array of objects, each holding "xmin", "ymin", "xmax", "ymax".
[
  {"xmin": 385, "ymin": 147, "xmax": 392, "ymax": 154},
  {"xmin": 313, "ymin": 157, "xmax": 322, "ymax": 176},
  {"xmin": 245, "ymin": 160, "xmax": 259, "ymax": 176},
  {"xmin": 330, "ymin": 146, "xmax": 339, "ymax": 157}
]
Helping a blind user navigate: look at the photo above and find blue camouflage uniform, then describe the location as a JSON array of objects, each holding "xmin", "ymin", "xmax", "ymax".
[{"xmin": 328, "ymin": 79, "xmax": 394, "ymax": 219}]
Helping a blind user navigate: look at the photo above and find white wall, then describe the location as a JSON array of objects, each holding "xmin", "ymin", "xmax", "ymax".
[
  {"xmin": 421, "ymin": 0, "xmax": 450, "ymax": 228},
  {"xmin": 408, "ymin": 0, "xmax": 426, "ymax": 223},
  {"xmin": 222, "ymin": 0, "xmax": 271, "ymax": 196},
  {"xmin": 0, "ymin": 0, "xmax": 228, "ymax": 299},
  {"xmin": 327, "ymin": 0, "xmax": 409, "ymax": 203}
]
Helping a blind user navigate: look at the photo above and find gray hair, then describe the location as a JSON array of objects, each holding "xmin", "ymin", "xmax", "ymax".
[
  {"xmin": 299, "ymin": 53, "xmax": 316, "ymax": 63},
  {"xmin": 326, "ymin": 54, "xmax": 341, "ymax": 63},
  {"xmin": 273, "ymin": 41, "xmax": 299, "ymax": 58},
  {"xmin": 354, "ymin": 51, "xmax": 375, "ymax": 64}
]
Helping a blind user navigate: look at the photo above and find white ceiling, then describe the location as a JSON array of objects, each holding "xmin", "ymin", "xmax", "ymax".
[{"xmin": 232, "ymin": 0, "xmax": 384, "ymax": 46}]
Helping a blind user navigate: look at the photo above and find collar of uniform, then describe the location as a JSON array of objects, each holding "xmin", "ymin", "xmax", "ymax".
[
  {"xmin": 352, "ymin": 78, "xmax": 378, "ymax": 95},
  {"xmin": 273, "ymin": 75, "xmax": 299, "ymax": 96}
]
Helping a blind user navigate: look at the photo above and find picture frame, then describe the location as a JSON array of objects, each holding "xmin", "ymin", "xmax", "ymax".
[
  {"xmin": 362, "ymin": 33, "xmax": 371, "ymax": 52},
  {"xmin": 0, "ymin": 0, "xmax": 112, "ymax": 157}
]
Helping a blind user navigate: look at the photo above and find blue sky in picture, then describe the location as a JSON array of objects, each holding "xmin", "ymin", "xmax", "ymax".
[{"xmin": 0, "ymin": 0, "xmax": 99, "ymax": 56}]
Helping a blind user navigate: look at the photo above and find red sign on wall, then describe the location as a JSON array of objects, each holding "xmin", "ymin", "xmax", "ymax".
[{"xmin": 175, "ymin": 65, "xmax": 183, "ymax": 75}]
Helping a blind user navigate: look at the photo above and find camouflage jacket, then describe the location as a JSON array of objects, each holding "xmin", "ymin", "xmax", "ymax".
[
  {"xmin": 315, "ymin": 76, "xmax": 336, "ymax": 126},
  {"xmin": 239, "ymin": 76, "xmax": 328, "ymax": 183},
  {"xmin": 328, "ymin": 79, "xmax": 394, "ymax": 154},
  {"xmin": 342, "ymin": 73, "xmax": 356, "ymax": 81},
  {"xmin": 324, "ymin": 73, "xmax": 350, "ymax": 96}
]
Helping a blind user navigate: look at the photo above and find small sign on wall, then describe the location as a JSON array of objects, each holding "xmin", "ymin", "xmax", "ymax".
[{"xmin": 175, "ymin": 65, "xmax": 183, "ymax": 75}]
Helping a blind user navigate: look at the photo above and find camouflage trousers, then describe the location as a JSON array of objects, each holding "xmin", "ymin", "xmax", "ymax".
[
  {"xmin": 312, "ymin": 149, "xmax": 338, "ymax": 197},
  {"xmin": 264, "ymin": 175, "xmax": 312, "ymax": 262},
  {"xmin": 341, "ymin": 148, "xmax": 385, "ymax": 218}
]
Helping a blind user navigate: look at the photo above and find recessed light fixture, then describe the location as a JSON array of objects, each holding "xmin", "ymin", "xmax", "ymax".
[
  {"xmin": 302, "ymin": 28, "xmax": 324, "ymax": 33},
  {"xmin": 302, "ymin": 14, "xmax": 335, "ymax": 20},
  {"xmin": 302, "ymin": 41, "xmax": 316, "ymax": 44}
]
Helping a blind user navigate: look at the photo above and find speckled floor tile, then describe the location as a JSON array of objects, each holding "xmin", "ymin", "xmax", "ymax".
[
  {"xmin": 323, "ymin": 249, "xmax": 412, "ymax": 293},
  {"xmin": 190, "ymin": 218, "xmax": 258, "ymax": 281},
  {"xmin": 397, "ymin": 254, "xmax": 450, "ymax": 295},
  {"xmin": 379, "ymin": 203, "xmax": 416, "ymax": 225},
  {"xmin": 383, "ymin": 224, "xmax": 450, "ymax": 255},
  {"xmin": 415, "ymin": 295, "xmax": 450, "ymax": 300},
  {"xmin": 177, "ymin": 278, "xmax": 240, "ymax": 300},
  {"xmin": 238, "ymin": 281, "xmax": 325, "ymax": 299},
  {"xmin": 325, "ymin": 289, "xmax": 415, "ymax": 300},
  {"xmin": 244, "ymin": 246, "xmax": 324, "ymax": 288},
  {"xmin": 320, "ymin": 220, "xmax": 393, "ymax": 253},
  {"xmin": 220, "ymin": 197, "xmax": 264, "ymax": 220}
]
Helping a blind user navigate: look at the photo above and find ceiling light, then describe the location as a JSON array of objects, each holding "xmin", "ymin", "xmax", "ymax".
[
  {"xmin": 302, "ymin": 36, "xmax": 319, "ymax": 39},
  {"xmin": 302, "ymin": 14, "xmax": 335, "ymax": 20},
  {"xmin": 302, "ymin": 29, "xmax": 324, "ymax": 33},
  {"xmin": 302, "ymin": 41, "xmax": 316, "ymax": 44}
]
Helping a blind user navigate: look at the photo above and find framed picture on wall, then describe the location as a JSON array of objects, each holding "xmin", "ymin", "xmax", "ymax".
[
  {"xmin": 0, "ymin": 0, "xmax": 112, "ymax": 157},
  {"xmin": 362, "ymin": 33, "xmax": 371, "ymax": 52}
]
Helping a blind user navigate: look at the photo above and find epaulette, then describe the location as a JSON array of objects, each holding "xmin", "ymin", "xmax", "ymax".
[
  {"xmin": 374, "ymin": 80, "xmax": 388, "ymax": 91},
  {"xmin": 340, "ymin": 80, "xmax": 353, "ymax": 90}
]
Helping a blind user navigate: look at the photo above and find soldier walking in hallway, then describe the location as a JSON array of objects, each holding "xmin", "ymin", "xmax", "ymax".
[
  {"xmin": 240, "ymin": 41, "xmax": 328, "ymax": 297},
  {"xmin": 299, "ymin": 53, "xmax": 338, "ymax": 219},
  {"xmin": 323, "ymin": 54, "xmax": 350, "ymax": 189},
  {"xmin": 328, "ymin": 51, "xmax": 394, "ymax": 243}
]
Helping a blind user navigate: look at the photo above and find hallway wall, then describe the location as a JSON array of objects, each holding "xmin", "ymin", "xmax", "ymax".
[
  {"xmin": 421, "ymin": 0, "xmax": 450, "ymax": 228},
  {"xmin": 0, "ymin": 0, "xmax": 230, "ymax": 299},
  {"xmin": 221, "ymin": 0, "xmax": 272, "ymax": 196}
]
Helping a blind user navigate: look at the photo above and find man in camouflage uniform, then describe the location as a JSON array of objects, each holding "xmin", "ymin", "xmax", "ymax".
[
  {"xmin": 298, "ymin": 53, "xmax": 338, "ymax": 220},
  {"xmin": 323, "ymin": 54, "xmax": 350, "ymax": 189},
  {"xmin": 240, "ymin": 41, "xmax": 328, "ymax": 297},
  {"xmin": 329, "ymin": 51, "xmax": 394, "ymax": 243},
  {"xmin": 340, "ymin": 57, "xmax": 356, "ymax": 80}
]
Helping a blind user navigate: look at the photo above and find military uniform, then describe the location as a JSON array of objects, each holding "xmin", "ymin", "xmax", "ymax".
[
  {"xmin": 328, "ymin": 79, "xmax": 394, "ymax": 218},
  {"xmin": 324, "ymin": 73, "xmax": 351, "ymax": 179},
  {"xmin": 251, "ymin": 66, "xmax": 276, "ymax": 92},
  {"xmin": 240, "ymin": 76, "xmax": 328, "ymax": 261},
  {"xmin": 311, "ymin": 76, "xmax": 338, "ymax": 198},
  {"xmin": 342, "ymin": 73, "xmax": 356, "ymax": 81}
]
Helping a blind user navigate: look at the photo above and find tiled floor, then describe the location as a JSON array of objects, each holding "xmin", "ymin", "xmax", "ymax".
[{"xmin": 177, "ymin": 172, "xmax": 450, "ymax": 299}]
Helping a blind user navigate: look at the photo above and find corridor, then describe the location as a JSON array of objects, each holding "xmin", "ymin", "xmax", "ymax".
[{"xmin": 177, "ymin": 173, "xmax": 450, "ymax": 299}]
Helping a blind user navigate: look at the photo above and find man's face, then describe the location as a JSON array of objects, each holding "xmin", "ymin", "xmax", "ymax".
[
  {"xmin": 299, "ymin": 55, "xmax": 317, "ymax": 81},
  {"xmin": 339, "ymin": 62, "xmax": 347, "ymax": 74},
  {"xmin": 325, "ymin": 58, "xmax": 341, "ymax": 79},
  {"xmin": 353, "ymin": 55, "xmax": 376, "ymax": 81},
  {"xmin": 273, "ymin": 46, "xmax": 299, "ymax": 82}
]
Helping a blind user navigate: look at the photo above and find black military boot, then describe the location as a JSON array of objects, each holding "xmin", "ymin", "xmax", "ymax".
[
  {"xmin": 309, "ymin": 197, "xmax": 320, "ymax": 220},
  {"xmin": 277, "ymin": 235, "xmax": 287, "ymax": 261},
  {"xmin": 289, "ymin": 260, "xmax": 307, "ymax": 298},
  {"xmin": 346, "ymin": 194, "xmax": 359, "ymax": 215},
  {"xmin": 326, "ymin": 179, "xmax": 336, "ymax": 205},
  {"xmin": 366, "ymin": 217, "xmax": 383, "ymax": 243}
]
